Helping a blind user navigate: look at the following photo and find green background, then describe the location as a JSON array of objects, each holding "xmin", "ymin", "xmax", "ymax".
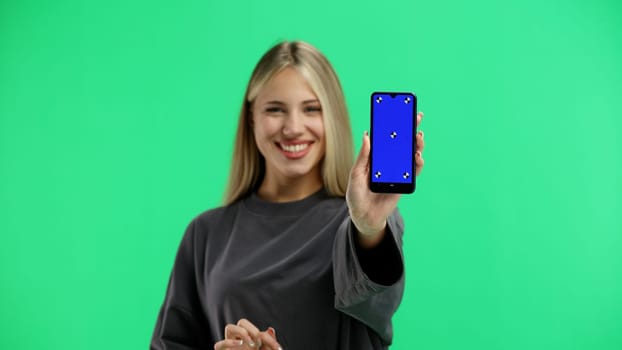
[{"xmin": 1, "ymin": 0, "xmax": 621, "ymax": 349}]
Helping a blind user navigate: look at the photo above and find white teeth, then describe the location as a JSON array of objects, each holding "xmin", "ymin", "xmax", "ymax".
[{"xmin": 281, "ymin": 143, "xmax": 309, "ymax": 152}]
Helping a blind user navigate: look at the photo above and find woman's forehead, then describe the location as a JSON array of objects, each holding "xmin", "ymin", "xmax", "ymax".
[{"xmin": 255, "ymin": 68, "xmax": 319, "ymax": 104}]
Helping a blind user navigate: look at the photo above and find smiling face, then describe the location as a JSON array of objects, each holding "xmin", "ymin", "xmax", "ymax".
[{"xmin": 251, "ymin": 67, "xmax": 326, "ymax": 188}]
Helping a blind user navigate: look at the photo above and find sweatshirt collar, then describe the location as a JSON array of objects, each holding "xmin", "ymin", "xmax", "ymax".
[{"xmin": 242, "ymin": 188, "xmax": 330, "ymax": 216}]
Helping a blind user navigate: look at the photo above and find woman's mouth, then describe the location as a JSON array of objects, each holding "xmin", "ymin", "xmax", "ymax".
[{"xmin": 277, "ymin": 142, "xmax": 312, "ymax": 159}]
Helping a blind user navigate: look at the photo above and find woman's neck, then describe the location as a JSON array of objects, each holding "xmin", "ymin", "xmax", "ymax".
[{"xmin": 257, "ymin": 173, "xmax": 323, "ymax": 203}]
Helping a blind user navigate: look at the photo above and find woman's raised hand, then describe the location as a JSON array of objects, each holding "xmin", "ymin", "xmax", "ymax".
[{"xmin": 346, "ymin": 112, "xmax": 425, "ymax": 247}]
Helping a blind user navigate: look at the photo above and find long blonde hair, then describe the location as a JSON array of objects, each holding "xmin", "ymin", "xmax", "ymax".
[{"xmin": 223, "ymin": 41, "xmax": 353, "ymax": 205}]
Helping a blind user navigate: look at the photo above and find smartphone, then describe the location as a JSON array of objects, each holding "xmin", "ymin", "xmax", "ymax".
[{"xmin": 369, "ymin": 92, "xmax": 417, "ymax": 193}]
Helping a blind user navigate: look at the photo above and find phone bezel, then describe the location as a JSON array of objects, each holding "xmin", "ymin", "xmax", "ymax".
[{"xmin": 369, "ymin": 91, "xmax": 417, "ymax": 194}]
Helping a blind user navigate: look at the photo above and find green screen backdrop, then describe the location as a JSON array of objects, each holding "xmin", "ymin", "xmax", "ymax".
[{"xmin": 1, "ymin": 0, "xmax": 621, "ymax": 349}]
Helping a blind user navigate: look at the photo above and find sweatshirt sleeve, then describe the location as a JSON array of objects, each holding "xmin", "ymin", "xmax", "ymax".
[
  {"xmin": 332, "ymin": 208, "xmax": 406, "ymax": 345},
  {"xmin": 150, "ymin": 219, "xmax": 210, "ymax": 350}
]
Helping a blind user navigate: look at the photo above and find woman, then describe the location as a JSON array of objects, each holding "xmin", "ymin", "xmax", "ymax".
[{"xmin": 151, "ymin": 40, "xmax": 426, "ymax": 350}]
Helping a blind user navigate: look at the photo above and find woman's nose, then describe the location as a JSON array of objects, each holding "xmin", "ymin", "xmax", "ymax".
[{"xmin": 282, "ymin": 111, "xmax": 304, "ymax": 137}]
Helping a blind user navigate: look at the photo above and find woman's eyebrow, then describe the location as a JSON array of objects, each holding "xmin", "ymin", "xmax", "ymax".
[
  {"xmin": 264, "ymin": 99, "xmax": 319, "ymax": 105},
  {"xmin": 265, "ymin": 100, "xmax": 286, "ymax": 105}
]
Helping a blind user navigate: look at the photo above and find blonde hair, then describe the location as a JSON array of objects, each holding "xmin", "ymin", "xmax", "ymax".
[{"xmin": 223, "ymin": 41, "xmax": 353, "ymax": 205}]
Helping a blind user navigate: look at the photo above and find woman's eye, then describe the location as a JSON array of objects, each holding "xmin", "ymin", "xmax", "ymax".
[
  {"xmin": 266, "ymin": 107, "xmax": 285, "ymax": 113},
  {"xmin": 305, "ymin": 106, "xmax": 322, "ymax": 113}
]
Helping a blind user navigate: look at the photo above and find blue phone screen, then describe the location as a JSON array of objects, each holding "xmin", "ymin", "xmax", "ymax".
[{"xmin": 371, "ymin": 93, "xmax": 415, "ymax": 184}]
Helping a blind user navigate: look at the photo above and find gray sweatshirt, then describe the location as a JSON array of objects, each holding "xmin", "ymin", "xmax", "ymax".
[{"xmin": 151, "ymin": 189, "xmax": 405, "ymax": 349}]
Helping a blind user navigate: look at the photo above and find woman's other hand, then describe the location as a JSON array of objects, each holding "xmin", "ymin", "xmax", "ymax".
[{"xmin": 214, "ymin": 319, "xmax": 281, "ymax": 350}]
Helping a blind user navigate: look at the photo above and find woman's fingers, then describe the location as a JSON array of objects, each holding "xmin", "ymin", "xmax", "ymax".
[
  {"xmin": 237, "ymin": 319, "xmax": 262, "ymax": 347},
  {"xmin": 266, "ymin": 327, "xmax": 276, "ymax": 338},
  {"xmin": 224, "ymin": 324, "xmax": 256, "ymax": 347},
  {"xmin": 415, "ymin": 111, "xmax": 425, "ymax": 176},
  {"xmin": 415, "ymin": 150, "xmax": 425, "ymax": 176},
  {"xmin": 219, "ymin": 320, "xmax": 280, "ymax": 350},
  {"xmin": 214, "ymin": 338, "xmax": 245, "ymax": 350},
  {"xmin": 416, "ymin": 130, "xmax": 425, "ymax": 153},
  {"xmin": 258, "ymin": 330, "xmax": 282, "ymax": 350},
  {"xmin": 415, "ymin": 111, "xmax": 425, "ymax": 177}
]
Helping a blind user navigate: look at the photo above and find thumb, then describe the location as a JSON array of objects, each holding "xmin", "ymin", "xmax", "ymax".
[{"xmin": 353, "ymin": 131, "xmax": 370, "ymax": 170}]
